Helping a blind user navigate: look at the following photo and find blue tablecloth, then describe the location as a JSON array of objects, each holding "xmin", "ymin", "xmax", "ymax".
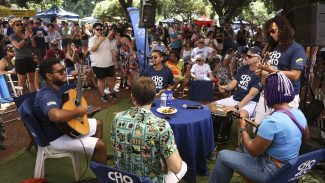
[{"xmin": 151, "ymin": 99, "xmax": 215, "ymax": 183}]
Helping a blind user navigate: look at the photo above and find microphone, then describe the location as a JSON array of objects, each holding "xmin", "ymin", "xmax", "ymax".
[{"xmin": 182, "ymin": 104, "xmax": 204, "ymax": 109}]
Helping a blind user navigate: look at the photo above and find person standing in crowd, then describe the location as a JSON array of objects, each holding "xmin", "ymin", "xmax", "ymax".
[
  {"xmin": 50, "ymin": 17, "xmax": 61, "ymax": 33},
  {"xmin": 111, "ymin": 77, "xmax": 187, "ymax": 182},
  {"xmin": 32, "ymin": 19, "xmax": 47, "ymax": 63},
  {"xmin": 141, "ymin": 50, "xmax": 174, "ymax": 94},
  {"xmin": 46, "ymin": 23, "xmax": 62, "ymax": 47},
  {"xmin": 34, "ymin": 58, "xmax": 107, "ymax": 164},
  {"xmin": 208, "ymin": 72, "xmax": 309, "ymax": 183},
  {"xmin": 9, "ymin": 18, "xmax": 37, "ymax": 92},
  {"xmin": 88, "ymin": 22, "xmax": 116, "ymax": 102},
  {"xmin": 61, "ymin": 21, "xmax": 71, "ymax": 53},
  {"xmin": 254, "ymin": 15, "xmax": 307, "ymax": 124},
  {"xmin": 152, "ymin": 38, "xmax": 167, "ymax": 53},
  {"xmin": 169, "ymin": 24, "xmax": 182, "ymax": 56},
  {"xmin": 236, "ymin": 24, "xmax": 249, "ymax": 56}
]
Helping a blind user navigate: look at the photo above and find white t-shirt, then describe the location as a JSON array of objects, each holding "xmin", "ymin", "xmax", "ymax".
[
  {"xmin": 191, "ymin": 47, "xmax": 214, "ymax": 61},
  {"xmin": 88, "ymin": 36, "xmax": 113, "ymax": 68},
  {"xmin": 191, "ymin": 63, "xmax": 212, "ymax": 80}
]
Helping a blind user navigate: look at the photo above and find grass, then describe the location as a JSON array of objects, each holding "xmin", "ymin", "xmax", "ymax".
[{"xmin": 0, "ymin": 99, "xmax": 324, "ymax": 183}]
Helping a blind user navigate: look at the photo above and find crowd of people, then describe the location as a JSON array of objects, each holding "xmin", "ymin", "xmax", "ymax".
[{"xmin": 0, "ymin": 14, "xmax": 318, "ymax": 182}]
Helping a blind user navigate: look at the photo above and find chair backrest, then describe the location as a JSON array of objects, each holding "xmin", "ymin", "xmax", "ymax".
[
  {"xmin": 90, "ymin": 161, "xmax": 152, "ymax": 183},
  {"xmin": 18, "ymin": 97, "xmax": 50, "ymax": 147},
  {"xmin": 189, "ymin": 80, "xmax": 213, "ymax": 101},
  {"xmin": 13, "ymin": 91, "xmax": 37, "ymax": 109},
  {"xmin": 267, "ymin": 148, "xmax": 325, "ymax": 183},
  {"xmin": 0, "ymin": 74, "xmax": 13, "ymax": 103}
]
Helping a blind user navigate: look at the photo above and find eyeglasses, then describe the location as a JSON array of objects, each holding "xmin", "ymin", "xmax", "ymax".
[
  {"xmin": 34, "ymin": 22, "xmax": 40, "ymax": 25},
  {"xmin": 150, "ymin": 56, "xmax": 159, "ymax": 60},
  {"xmin": 95, "ymin": 28, "xmax": 103, "ymax": 31},
  {"xmin": 246, "ymin": 54, "xmax": 259, "ymax": 59},
  {"xmin": 199, "ymin": 42, "xmax": 204, "ymax": 44},
  {"xmin": 15, "ymin": 23, "xmax": 23, "ymax": 27},
  {"xmin": 52, "ymin": 68, "xmax": 66, "ymax": 75},
  {"xmin": 268, "ymin": 28, "xmax": 278, "ymax": 34}
]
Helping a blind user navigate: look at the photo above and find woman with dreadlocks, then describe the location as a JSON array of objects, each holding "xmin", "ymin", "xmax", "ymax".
[
  {"xmin": 254, "ymin": 15, "xmax": 307, "ymax": 125},
  {"xmin": 208, "ymin": 72, "xmax": 309, "ymax": 183}
]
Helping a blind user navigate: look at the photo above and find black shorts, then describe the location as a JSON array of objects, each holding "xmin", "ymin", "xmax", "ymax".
[
  {"xmin": 15, "ymin": 57, "xmax": 36, "ymax": 75},
  {"xmin": 92, "ymin": 66, "xmax": 114, "ymax": 79}
]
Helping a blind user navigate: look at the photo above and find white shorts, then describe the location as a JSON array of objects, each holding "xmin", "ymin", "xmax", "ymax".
[
  {"xmin": 215, "ymin": 95, "xmax": 257, "ymax": 118},
  {"xmin": 50, "ymin": 118, "xmax": 98, "ymax": 155},
  {"xmin": 254, "ymin": 93, "xmax": 300, "ymax": 124}
]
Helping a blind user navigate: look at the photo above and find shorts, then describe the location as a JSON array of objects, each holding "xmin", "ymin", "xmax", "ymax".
[
  {"xmin": 49, "ymin": 118, "xmax": 98, "ymax": 155},
  {"xmin": 215, "ymin": 95, "xmax": 257, "ymax": 118},
  {"xmin": 15, "ymin": 57, "xmax": 36, "ymax": 75},
  {"xmin": 92, "ymin": 65, "xmax": 114, "ymax": 79}
]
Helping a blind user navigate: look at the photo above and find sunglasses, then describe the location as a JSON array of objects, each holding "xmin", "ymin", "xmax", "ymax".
[
  {"xmin": 246, "ymin": 54, "xmax": 259, "ymax": 59},
  {"xmin": 52, "ymin": 68, "xmax": 66, "ymax": 75},
  {"xmin": 199, "ymin": 42, "xmax": 204, "ymax": 44},
  {"xmin": 15, "ymin": 23, "xmax": 23, "ymax": 27},
  {"xmin": 268, "ymin": 28, "xmax": 278, "ymax": 34},
  {"xmin": 95, "ymin": 28, "xmax": 103, "ymax": 31},
  {"xmin": 34, "ymin": 22, "xmax": 40, "ymax": 25},
  {"xmin": 150, "ymin": 56, "xmax": 159, "ymax": 60}
]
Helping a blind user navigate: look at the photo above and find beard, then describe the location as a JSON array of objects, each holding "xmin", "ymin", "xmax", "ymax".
[{"xmin": 53, "ymin": 78, "xmax": 66, "ymax": 86}]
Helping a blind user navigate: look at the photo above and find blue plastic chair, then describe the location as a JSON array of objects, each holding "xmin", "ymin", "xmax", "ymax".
[
  {"xmin": 0, "ymin": 74, "xmax": 13, "ymax": 103},
  {"xmin": 189, "ymin": 80, "xmax": 213, "ymax": 101},
  {"xmin": 18, "ymin": 98, "xmax": 81, "ymax": 180},
  {"xmin": 265, "ymin": 148, "xmax": 325, "ymax": 182},
  {"xmin": 90, "ymin": 161, "xmax": 152, "ymax": 183}
]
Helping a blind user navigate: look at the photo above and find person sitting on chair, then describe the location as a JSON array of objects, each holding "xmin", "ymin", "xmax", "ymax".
[
  {"xmin": 208, "ymin": 72, "xmax": 309, "ymax": 183},
  {"xmin": 111, "ymin": 77, "xmax": 187, "ymax": 182},
  {"xmin": 216, "ymin": 46, "xmax": 263, "ymax": 119},
  {"xmin": 0, "ymin": 44, "xmax": 17, "ymax": 80},
  {"xmin": 34, "ymin": 58, "xmax": 107, "ymax": 164}
]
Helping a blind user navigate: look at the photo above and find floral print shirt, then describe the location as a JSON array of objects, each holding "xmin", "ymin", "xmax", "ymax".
[{"xmin": 111, "ymin": 107, "xmax": 177, "ymax": 182}]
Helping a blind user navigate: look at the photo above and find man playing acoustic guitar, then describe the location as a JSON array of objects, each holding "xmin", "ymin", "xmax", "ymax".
[{"xmin": 34, "ymin": 59, "xmax": 107, "ymax": 164}]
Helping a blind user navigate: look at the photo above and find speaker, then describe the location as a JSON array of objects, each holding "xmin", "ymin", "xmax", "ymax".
[
  {"xmin": 286, "ymin": 3, "xmax": 325, "ymax": 46},
  {"xmin": 139, "ymin": 0, "xmax": 156, "ymax": 28}
]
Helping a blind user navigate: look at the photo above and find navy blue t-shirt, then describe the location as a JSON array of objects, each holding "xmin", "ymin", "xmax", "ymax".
[
  {"xmin": 269, "ymin": 41, "xmax": 306, "ymax": 94},
  {"xmin": 32, "ymin": 27, "xmax": 48, "ymax": 49},
  {"xmin": 34, "ymin": 85, "xmax": 64, "ymax": 142},
  {"xmin": 141, "ymin": 65, "xmax": 174, "ymax": 91},
  {"xmin": 233, "ymin": 65, "xmax": 262, "ymax": 102}
]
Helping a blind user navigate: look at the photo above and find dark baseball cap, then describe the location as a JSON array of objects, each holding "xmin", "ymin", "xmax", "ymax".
[{"xmin": 248, "ymin": 46, "xmax": 262, "ymax": 58}]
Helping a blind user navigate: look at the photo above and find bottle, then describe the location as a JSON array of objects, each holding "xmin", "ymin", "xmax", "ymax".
[
  {"xmin": 160, "ymin": 92, "xmax": 167, "ymax": 107},
  {"xmin": 166, "ymin": 89, "xmax": 173, "ymax": 105}
]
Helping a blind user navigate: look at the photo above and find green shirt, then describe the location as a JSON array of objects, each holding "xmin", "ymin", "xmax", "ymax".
[{"xmin": 111, "ymin": 107, "xmax": 177, "ymax": 182}]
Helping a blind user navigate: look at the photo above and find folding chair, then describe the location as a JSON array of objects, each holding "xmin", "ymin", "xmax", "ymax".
[
  {"xmin": 265, "ymin": 148, "xmax": 325, "ymax": 182},
  {"xmin": 189, "ymin": 80, "xmax": 213, "ymax": 101},
  {"xmin": 90, "ymin": 161, "xmax": 152, "ymax": 183},
  {"xmin": 19, "ymin": 97, "xmax": 81, "ymax": 181}
]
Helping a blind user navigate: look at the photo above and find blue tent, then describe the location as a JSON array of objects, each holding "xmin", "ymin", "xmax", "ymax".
[{"xmin": 36, "ymin": 6, "xmax": 79, "ymax": 19}]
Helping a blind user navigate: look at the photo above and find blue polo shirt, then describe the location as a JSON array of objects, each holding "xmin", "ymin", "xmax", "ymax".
[
  {"xmin": 269, "ymin": 42, "xmax": 306, "ymax": 94},
  {"xmin": 233, "ymin": 65, "xmax": 262, "ymax": 102},
  {"xmin": 34, "ymin": 85, "xmax": 64, "ymax": 142}
]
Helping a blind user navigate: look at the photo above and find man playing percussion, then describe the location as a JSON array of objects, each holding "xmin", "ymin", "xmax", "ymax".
[{"xmin": 216, "ymin": 46, "xmax": 263, "ymax": 119}]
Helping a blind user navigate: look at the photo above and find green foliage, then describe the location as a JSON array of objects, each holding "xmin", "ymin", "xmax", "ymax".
[
  {"xmin": 92, "ymin": 0, "xmax": 125, "ymax": 19},
  {"xmin": 62, "ymin": 0, "xmax": 95, "ymax": 18},
  {"xmin": 240, "ymin": 1, "xmax": 274, "ymax": 26}
]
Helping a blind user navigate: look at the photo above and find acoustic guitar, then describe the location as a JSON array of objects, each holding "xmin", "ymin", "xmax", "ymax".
[
  {"xmin": 227, "ymin": 110, "xmax": 259, "ymax": 128},
  {"xmin": 58, "ymin": 63, "xmax": 89, "ymax": 136}
]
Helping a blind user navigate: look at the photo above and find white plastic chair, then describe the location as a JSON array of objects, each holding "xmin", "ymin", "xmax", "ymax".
[
  {"xmin": 19, "ymin": 97, "xmax": 81, "ymax": 181},
  {"xmin": 6, "ymin": 73, "xmax": 23, "ymax": 97}
]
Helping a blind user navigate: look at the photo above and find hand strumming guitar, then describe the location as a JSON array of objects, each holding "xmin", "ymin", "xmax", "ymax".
[{"xmin": 75, "ymin": 105, "xmax": 87, "ymax": 117}]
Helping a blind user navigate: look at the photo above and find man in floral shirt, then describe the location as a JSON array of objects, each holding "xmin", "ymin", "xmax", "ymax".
[{"xmin": 111, "ymin": 77, "xmax": 187, "ymax": 182}]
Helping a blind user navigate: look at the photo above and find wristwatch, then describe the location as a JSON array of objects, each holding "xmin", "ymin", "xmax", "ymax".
[
  {"xmin": 239, "ymin": 127, "xmax": 246, "ymax": 134},
  {"xmin": 234, "ymin": 105, "xmax": 239, "ymax": 110}
]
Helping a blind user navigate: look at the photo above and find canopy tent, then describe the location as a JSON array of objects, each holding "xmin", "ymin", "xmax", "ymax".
[
  {"xmin": 231, "ymin": 20, "xmax": 250, "ymax": 25},
  {"xmin": 80, "ymin": 16, "xmax": 98, "ymax": 23},
  {"xmin": 36, "ymin": 6, "xmax": 79, "ymax": 19},
  {"xmin": 194, "ymin": 15, "xmax": 213, "ymax": 27},
  {"xmin": 0, "ymin": 5, "xmax": 36, "ymax": 17},
  {"xmin": 160, "ymin": 18, "xmax": 181, "ymax": 25}
]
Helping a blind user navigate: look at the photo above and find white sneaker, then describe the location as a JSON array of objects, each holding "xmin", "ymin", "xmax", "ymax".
[
  {"xmin": 104, "ymin": 88, "xmax": 110, "ymax": 94},
  {"xmin": 113, "ymin": 87, "xmax": 120, "ymax": 93}
]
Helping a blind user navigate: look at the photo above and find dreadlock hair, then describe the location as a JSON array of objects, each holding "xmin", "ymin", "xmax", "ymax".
[
  {"xmin": 264, "ymin": 15, "xmax": 294, "ymax": 52},
  {"xmin": 264, "ymin": 72, "xmax": 294, "ymax": 108}
]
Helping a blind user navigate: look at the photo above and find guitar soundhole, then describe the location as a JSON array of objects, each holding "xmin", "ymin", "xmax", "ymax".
[{"xmin": 74, "ymin": 99, "xmax": 80, "ymax": 107}]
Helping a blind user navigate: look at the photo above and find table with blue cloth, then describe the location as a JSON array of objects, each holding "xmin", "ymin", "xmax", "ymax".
[{"xmin": 151, "ymin": 99, "xmax": 215, "ymax": 183}]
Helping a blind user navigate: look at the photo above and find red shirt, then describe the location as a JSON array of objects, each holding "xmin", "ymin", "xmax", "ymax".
[{"xmin": 45, "ymin": 49, "xmax": 65, "ymax": 60}]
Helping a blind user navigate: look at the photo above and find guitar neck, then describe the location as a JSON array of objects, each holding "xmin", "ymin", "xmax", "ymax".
[
  {"xmin": 76, "ymin": 64, "xmax": 83, "ymax": 106},
  {"xmin": 242, "ymin": 118, "xmax": 259, "ymax": 128}
]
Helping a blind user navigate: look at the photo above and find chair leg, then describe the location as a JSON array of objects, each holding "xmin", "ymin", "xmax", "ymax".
[{"xmin": 34, "ymin": 147, "xmax": 45, "ymax": 178}]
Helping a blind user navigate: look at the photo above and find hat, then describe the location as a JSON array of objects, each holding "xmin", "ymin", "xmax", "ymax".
[
  {"xmin": 248, "ymin": 46, "xmax": 262, "ymax": 58},
  {"xmin": 5, "ymin": 44, "xmax": 14, "ymax": 52},
  {"xmin": 9, "ymin": 18, "xmax": 21, "ymax": 27},
  {"xmin": 50, "ymin": 39, "xmax": 59, "ymax": 45}
]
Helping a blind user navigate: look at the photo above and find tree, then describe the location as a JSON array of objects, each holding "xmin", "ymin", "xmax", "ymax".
[
  {"xmin": 208, "ymin": 0, "xmax": 253, "ymax": 23},
  {"xmin": 92, "ymin": 0, "xmax": 126, "ymax": 20},
  {"xmin": 263, "ymin": 0, "xmax": 325, "ymax": 15},
  {"xmin": 62, "ymin": 0, "xmax": 95, "ymax": 18},
  {"xmin": 240, "ymin": 1, "xmax": 274, "ymax": 26}
]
